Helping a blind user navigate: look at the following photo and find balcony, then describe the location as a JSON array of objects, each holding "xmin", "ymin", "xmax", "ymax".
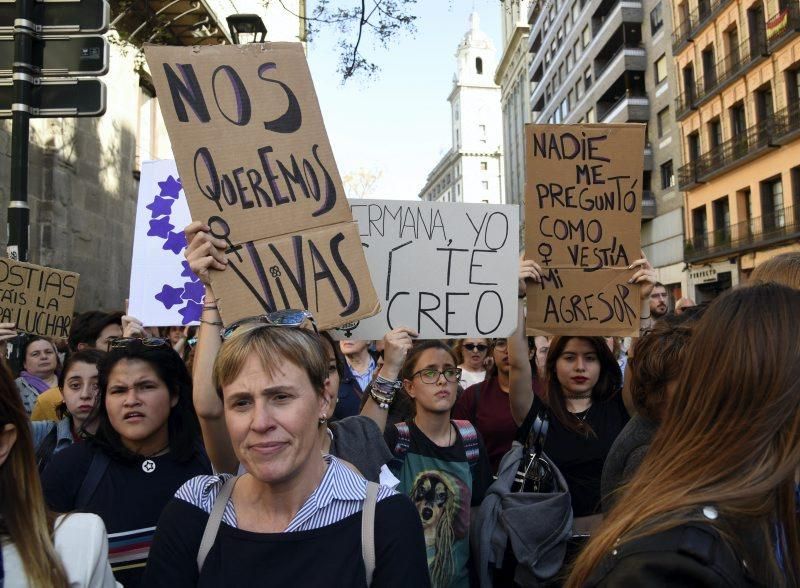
[
  {"xmin": 767, "ymin": 2, "xmax": 800, "ymax": 52},
  {"xmin": 684, "ymin": 205, "xmax": 800, "ymax": 262},
  {"xmin": 675, "ymin": 37, "xmax": 767, "ymax": 120},
  {"xmin": 644, "ymin": 144, "xmax": 653, "ymax": 170},
  {"xmin": 642, "ymin": 190, "xmax": 657, "ymax": 220},
  {"xmin": 672, "ymin": 0, "xmax": 735, "ymax": 53},
  {"xmin": 677, "ymin": 112, "xmax": 784, "ymax": 189},
  {"xmin": 595, "ymin": 45, "xmax": 647, "ymax": 82},
  {"xmin": 600, "ymin": 91, "xmax": 649, "ymax": 122}
]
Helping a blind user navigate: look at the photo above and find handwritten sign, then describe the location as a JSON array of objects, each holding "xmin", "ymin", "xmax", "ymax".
[
  {"xmin": 0, "ymin": 259, "xmax": 79, "ymax": 337},
  {"xmin": 128, "ymin": 160, "xmax": 202, "ymax": 327},
  {"xmin": 524, "ymin": 124, "xmax": 645, "ymax": 336},
  {"xmin": 144, "ymin": 43, "xmax": 379, "ymax": 330},
  {"xmin": 331, "ymin": 200, "xmax": 519, "ymax": 340}
]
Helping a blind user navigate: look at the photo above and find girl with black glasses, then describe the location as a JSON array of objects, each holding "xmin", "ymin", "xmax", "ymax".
[
  {"xmin": 385, "ymin": 341, "xmax": 492, "ymax": 588},
  {"xmin": 41, "ymin": 339, "xmax": 210, "ymax": 587}
]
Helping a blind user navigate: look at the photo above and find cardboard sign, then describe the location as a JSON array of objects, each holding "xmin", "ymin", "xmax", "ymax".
[
  {"xmin": 330, "ymin": 200, "xmax": 519, "ymax": 340},
  {"xmin": 0, "ymin": 259, "xmax": 79, "ymax": 338},
  {"xmin": 128, "ymin": 160, "xmax": 202, "ymax": 327},
  {"xmin": 524, "ymin": 124, "xmax": 645, "ymax": 336},
  {"xmin": 144, "ymin": 43, "xmax": 379, "ymax": 330}
]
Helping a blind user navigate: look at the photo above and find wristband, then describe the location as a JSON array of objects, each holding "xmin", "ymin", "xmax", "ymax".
[
  {"xmin": 200, "ymin": 319, "xmax": 223, "ymax": 326},
  {"xmin": 203, "ymin": 304, "xmax": 218, "ymax": 310},
  {"xmin": 375, "ymin": 374, "xmax": 402, "ymax": 391},
  {"xmin": 369, "ymin": 385, "xmax": 395, "ymax": 410}
]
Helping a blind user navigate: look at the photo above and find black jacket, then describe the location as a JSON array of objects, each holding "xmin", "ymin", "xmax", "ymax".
[{"xmin": 587, "ymin": 521, "xmax": 766, "ymax": 587}]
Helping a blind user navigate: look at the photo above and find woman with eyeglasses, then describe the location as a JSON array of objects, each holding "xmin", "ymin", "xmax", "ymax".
[
  {"xmin": 453, "ymin": 338, "xmax": 489, "ymax": 389},
  {"xmin": 183, "ymin": 222, "xmax": 417, "ymax": 484},
  {"xmin": 30, "ymin": 349, "xmax": 104, "ymax": 473},
  {"xmin": 41, "ymin": 339, "xmax": 210, "ymax": 587},
  {"xmin": 142, "ymin": 323, "xmax": 429, "ymax": 587},
  {"xmin": 385, "ymin": 340, "xmax": 492, "ymax": 588},
  {"xmin": 0, "ymin": 360, "xmax": 118, "ymax": 588}
]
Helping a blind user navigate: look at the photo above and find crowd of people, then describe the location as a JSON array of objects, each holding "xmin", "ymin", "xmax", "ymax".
[{"xmin": 0, "ymin": 222, "xmax": 798, "ymax": 586}]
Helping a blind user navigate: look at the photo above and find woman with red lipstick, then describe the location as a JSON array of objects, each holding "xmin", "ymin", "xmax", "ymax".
[
  {"xmin": 31, "ymin": 349, "xmax": 104, "ymax": 472},
  {"xmin": 41, "ymin": 340, "xmax": 210, "ymax": 587}
]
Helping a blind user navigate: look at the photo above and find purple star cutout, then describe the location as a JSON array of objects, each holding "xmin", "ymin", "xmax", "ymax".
[
  {"xmin": 178, "ymin": 300, "xmax": 203, "ymax": 324},
  {"xmin": 182, "ymin": 280, "xmax": 205, "ymax": 302},
  {"xmin": 147, "ymin": 217, "xmax": 175, "ymax": 239},
  {"xmin": 180, "ymin": 261, "xmax": 199, "ymax": 281},
  {"xmin": 146, "ymin": 196, "xmax": 175, "ymax": 218},
  {"xmin": 155, "ymin": 284, "xmax": 184, "ymax": 309},
  {"xmin": 158, "ymin": 176, "xmax": 183, "ymax": 199},
  {"xmin": 162, "ymin": 231, "xmax": 187, "ymax": 254}
]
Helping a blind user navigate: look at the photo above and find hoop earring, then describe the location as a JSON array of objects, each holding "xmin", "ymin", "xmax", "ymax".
[{"xmin": 318, "ymin": 414, "xmax": 328, "ymax": 426}]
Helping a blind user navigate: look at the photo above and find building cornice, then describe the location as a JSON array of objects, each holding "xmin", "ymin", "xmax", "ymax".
[{"xmin": 495, "ymin": 24, "xmax": 530, "ymax": 84}]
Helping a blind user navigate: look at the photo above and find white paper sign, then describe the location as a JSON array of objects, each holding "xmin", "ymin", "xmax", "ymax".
[
  {"xmin": 128, "ymin": 160, "xmax": 202, "ymax": 326},
  {"xmin": 332, "ymin": 199, "xmax": 520, "ymax": 340}
]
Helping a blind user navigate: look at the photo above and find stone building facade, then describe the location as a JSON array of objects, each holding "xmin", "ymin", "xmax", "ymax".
[{"xmin": 0, "ymin": 0, "xmax": 305, "ymax": 312}]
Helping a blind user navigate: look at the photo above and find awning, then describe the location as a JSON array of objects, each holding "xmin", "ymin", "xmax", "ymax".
[{"xmin": 113, "ymin": 0, "xmax": 231, "ymax": 46}]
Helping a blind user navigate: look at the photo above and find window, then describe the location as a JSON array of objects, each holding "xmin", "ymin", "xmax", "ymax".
[
  {"xmin": 687, "ymin": 131, "xmax": 700, "ymax": 161},
  {"xmin": 584, "ymin": 67, "xmax": 592, "ymax": 90},
  {"xmin": 576, "ymin": 80, "xmax": 584, "ymax": 100},
  {"xmin": 655, "ymin": 54, "xmax": 668, "ymax": 84},
  {"xmin": 692, "ymin": 205, "xmax": 708, "ymax": 247},
  {"xmin": 657, "ymin": 107, "xmax": 670, "ymax": 137},
  {"xmin": 712, "ymin": 196, "xmax": 731, "ymax": 243},
  {"xmin": 708, "ymin": 117, "xmax": 722, "ymax": 148},
  {"xmin": 572, "ymin": 2, "xmax": 580, "ymax": 23},
  {"xmin": 568, "ymin": 89, "xmax": 575, "ymax": 108},
  {"xmin": 701, "ymin": 45, "xmax": 716, "ymax": 88},
  {"xmin": 574, "ymin": 40, "xmax": 581, "ymax": 60},
  {"xmin": 786, "ymin": 68, "xmax": 800, "ymax": 105},
  {"xmin": 482, "ymin": 181, "xmax": 489, "ymax": 190},
  {"xmin": 660, "ymin": 159, "xmax": 675, "ymax": 189},
  {"xmin": 567, "ymin": 50, "xmax": 573, "ymax": 70},
  {"xmin": 760, "ymin": 177, "xmax": 785, "ymax": 229},
  {"xmin": 730, "ymin": 101, "xmax": 746, "ymax": 136},
  {"xmin": 476, "ymin": 57, "xmax": 483, "ymax": 75},
  {"xmin": 587, "ymin": 107, "xmax": 596, "ymax": 123},
  {"xmin": 480, "ymin": 161, "xmax": 488, "ymax": 171},
  {"xmin": 650, "ymin": 2, "xmax": 663, "ymax": 33},
  {"xmin": 582, "ymin": 25, "xmax": 590, "ymax": 48},
  {"xmin": 756, "ymin": 83, "xmax": 774, "ymax": 122},
  {"xmin": 561, "ymin": 98, "xmax": 569, "ymax": 118}
]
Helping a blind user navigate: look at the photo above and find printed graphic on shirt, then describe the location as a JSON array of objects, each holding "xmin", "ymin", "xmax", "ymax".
[{"xmin": 397, "ymin": 455, "xmax": 471, "ymax": 588}]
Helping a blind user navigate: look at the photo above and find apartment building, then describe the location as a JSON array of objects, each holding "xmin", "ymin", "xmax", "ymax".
[
  {"xmin": 527, "ymin": 0, "xmax": 688, "ymax": 303},
  {"xmin": 673, "ymin": 0, "xmax": 800, "ymax": 301}
]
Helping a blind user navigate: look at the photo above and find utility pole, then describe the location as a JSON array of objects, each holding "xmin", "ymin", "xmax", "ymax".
[{"xmin": 8, "ymin": 0, "xmax": 33, "ymax": 261}]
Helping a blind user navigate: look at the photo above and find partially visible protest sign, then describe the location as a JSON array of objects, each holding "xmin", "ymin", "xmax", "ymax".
[
  {"xmin": 128, "ymin": 160, "xmax": 201, "ymax": 326},
  {"xmin": 333, "ymin": 200, "xmax": 519, "ymax": 340},
  {"xmin": 524, "ymin": 124, "xmax": 645, "ymax": 336},
  {"xmin": 0, "ymin": 258, "xmax": 79, "ymax": 337},
  {"xmin": 144, "ymin": 43, "xmax": 379, "ymax": 330}
]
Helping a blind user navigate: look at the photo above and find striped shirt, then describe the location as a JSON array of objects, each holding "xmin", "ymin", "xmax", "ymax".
[
  {"xmin": 175, "ymin": 454, "xmax": 396, "ymax": 530},
  {"xmin": 108, "ymin": 525, "xmax": 156, "ymax": 574}
]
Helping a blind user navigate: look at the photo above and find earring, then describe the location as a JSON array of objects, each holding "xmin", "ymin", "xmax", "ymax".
[{"xmin": 318, "ymin": 414, "xmax": 328, "ymax": 425}]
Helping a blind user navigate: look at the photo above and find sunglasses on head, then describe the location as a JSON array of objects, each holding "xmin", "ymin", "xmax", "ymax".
[
  {"xmin": 107, "ymin": 337, "xmax": 172, "ymax": 352},
  {"xmin": 463, "ymin": 343, "xmax": 488, "ymax": 352},
  {"xmin": 222, "ymin": 309, "xmax": 317, "ymax": 339}
]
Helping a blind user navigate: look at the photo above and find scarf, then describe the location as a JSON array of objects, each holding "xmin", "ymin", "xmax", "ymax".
[{"xmin": 19, "ymin": 370, "xmax": 53, "ymax": 394}]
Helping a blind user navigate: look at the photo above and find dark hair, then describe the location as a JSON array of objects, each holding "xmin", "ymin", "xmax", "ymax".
[
  {"xmin": 400, "ymin": 340, "xmax": 459, "ymax": 382},
  {"xmin": 57, "ymin": 349, "xmax": 105, "ymax": 390},
  {"xmin": 653, "ymin": 282, "xmax": 665, "ymax": 290},
  {"xmin": 67, "ymin": 311, "xmax": 123, "ymax": 352},
  {"xmin": 89, "ymin": 342, "xmax": 200, "ymax": 463},
  {"xmin": 629, "ymin": 312, "xmax": 702, "ymax": 422},
  {"xmin": 544, "ymin": 336, "xmax": 622, "ymax": 435},
  {"xmin": 18, "ymin": 336, "xmax": 60, "ymax": 377}
]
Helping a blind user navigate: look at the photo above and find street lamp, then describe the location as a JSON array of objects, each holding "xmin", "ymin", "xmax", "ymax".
[{"xmin": 226, "ymin": 14, "xmax": 267, "ymax": 44}]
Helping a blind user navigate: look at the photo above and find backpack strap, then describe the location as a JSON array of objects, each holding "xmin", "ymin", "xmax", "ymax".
[
  {"xmin": 35, "ymin": 422, "xmax": 58, "ymax": 474},
  {"xmin": 361, "ymin": 481, "xmax": 379, "ymax": 586},
  {"xmin": 76, "ymin": 450, "xmax": 111, "ymax": 509},
  {"xmin": 197, "ymin": 476, "xmax": 237, "ymax": 573},
  {"xmin": 452, "ymin": 420, "xmax": 480, "ymax": 468}
]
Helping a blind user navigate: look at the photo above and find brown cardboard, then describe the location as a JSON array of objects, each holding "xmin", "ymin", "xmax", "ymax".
[
  {"xmin": 0, "ymin": 258, "xmax": 79, "ymax": 338},
  {"xmin": 210, "ymin": 221, "xmax": 374, "ymax": 331},
  {"xmin": 524, "ymin": 124, "xmax": 645, "ymax": 336},
  {"xmin": 144, "ymin": 43, "xmax": 379, "ymax": 327}
]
